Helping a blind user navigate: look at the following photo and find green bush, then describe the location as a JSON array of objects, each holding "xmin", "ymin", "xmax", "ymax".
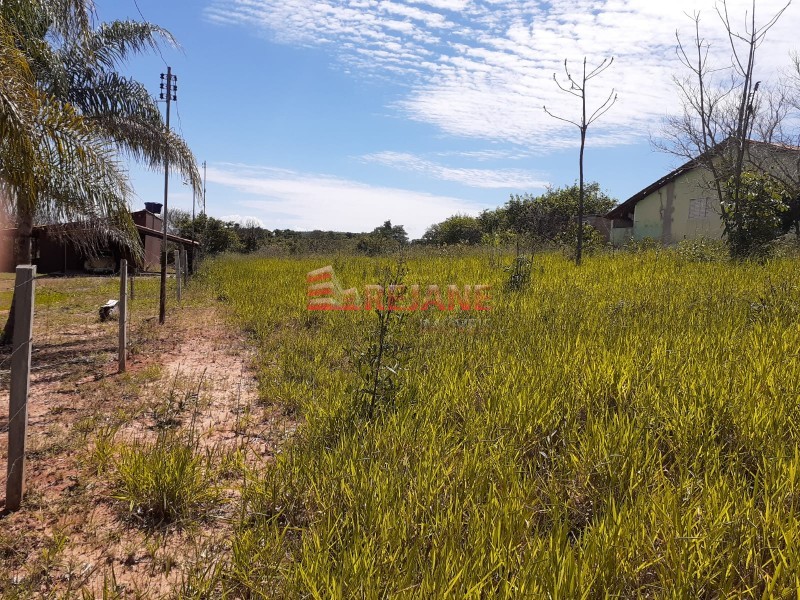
[
  {"xmin": 722, "ymin": 171, "xmax": 789, "ymax": 259},
  {"xmin": 623, "ymin": 236, "xmax": 661, "ymax": 253},
  {"xmin": 422, "ymin": 214, "xmax": 484, "ymax": 245},
  {"xmin": 556, "ymin": 222, "xmax": 607, "ymax": 258},
  {"xmin": 675, "ymin": 238, "xmax": 728, "ymax": 262},
  {"xmin": 768, "ymin": 233, "xmax": 800, "ymax": 259}
]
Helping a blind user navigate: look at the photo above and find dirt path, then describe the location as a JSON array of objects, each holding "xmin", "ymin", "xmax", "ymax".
[{"xmin": 0, "ymin": 277, "xmax": 296, "ymax": 598}]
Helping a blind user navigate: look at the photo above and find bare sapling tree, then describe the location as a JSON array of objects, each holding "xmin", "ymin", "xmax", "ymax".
[
  {"xmin": 658, "ymin": 0, "xmax": 792, "ymax": 255},
  {"xmin": 544, "ymin": 57, "xmax": 617, "ymax": 266}
]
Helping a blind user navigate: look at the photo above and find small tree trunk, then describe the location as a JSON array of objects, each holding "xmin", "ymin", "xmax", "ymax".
[
  {"xmin": 576, "ymin": 58, "xmax": 588, "ymax": 267},
  {"xmin": 2, "ymin": 217, "xmax": 34, "ymax": 345},
  {"xmin": 577, "ymin": 129, "xmax": 586, "ymax": 266}
]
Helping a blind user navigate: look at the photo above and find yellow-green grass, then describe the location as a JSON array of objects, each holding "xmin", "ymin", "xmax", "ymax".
[
  {"xmin": 198, "ymin": 250, "xmax": 800, "ymax": 598},
  {"xmin": 0, "ymin": 271, "xmax": 189, "ymax": 314}
]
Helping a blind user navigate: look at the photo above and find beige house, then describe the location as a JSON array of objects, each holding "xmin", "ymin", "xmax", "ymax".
[{"xmin": 607, "ymin": 140, "xmax": 800, "ymax": 246}]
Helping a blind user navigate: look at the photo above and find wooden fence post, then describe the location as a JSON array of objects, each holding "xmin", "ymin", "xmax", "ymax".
[
  {"xmin": 175, "ymin": 249, "xmax": 182, "ymax": 302},
  {"xmin": 119, "ymin": 260, "xmax": 128, "ymax": 373},
  {"xmin": 6, "ymin": 265, "xmax": 36, "ymax": 512},
  {"xmin": 182, "ymin": 249, "xmax": 188, "ymax": 287}
]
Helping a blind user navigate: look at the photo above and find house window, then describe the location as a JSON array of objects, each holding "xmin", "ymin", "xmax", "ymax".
[{"xmin": 688, "ymin": 198, "xmax": 713, "ymax": 220}]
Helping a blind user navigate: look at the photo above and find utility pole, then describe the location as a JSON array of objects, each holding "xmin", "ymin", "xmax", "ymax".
[
  {"xmin": 202, "ymin": 160, "xmax": 207, "ymax": 214},
  {"xmin": 159, "ymin": 67, "xmax": 177, "ymax": 325},
  {"xmin": 190, "ymin": 184, "xmax": 195, "ymax": 274},
  {"xmin": 191, "ymin": 186, "xmax": 196, "ymax": 231}
]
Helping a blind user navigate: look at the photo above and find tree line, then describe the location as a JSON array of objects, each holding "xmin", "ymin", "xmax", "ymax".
[
  {"xmin": 421, "ymin": 182, "xmax": 616, "ymax": 252},
  {"xmin": 169, "ymin": 184, "xmax": 616, "ymax": 258}
]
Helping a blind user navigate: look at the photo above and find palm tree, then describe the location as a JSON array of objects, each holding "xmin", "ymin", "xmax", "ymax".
[
  {"xmin": 39, "ymin": 18, "xmax": 201, "ymax": 192},
  {"xmin": 1, "ymin": 3, "xmax": 136, "ymax": 341},
  {"xmin": 0, "ymin": 0, "xmax": 201, "ymax": 342}
]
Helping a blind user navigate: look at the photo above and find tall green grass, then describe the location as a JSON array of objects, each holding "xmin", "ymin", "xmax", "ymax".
[
  {"xmin": 198, "ymin": 250, "xmax": 800, "ymax": 597},
  {"xmin": 112, "ymin": 432, "xmax": 220, "ymax": 526}
]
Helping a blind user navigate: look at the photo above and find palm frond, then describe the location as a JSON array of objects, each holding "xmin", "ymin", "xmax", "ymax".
[
  {"xmin": 0, "ymin": 16, "xmax": 41, "ymax": 214},
  {"xmin": 32, "ymin": 98, "xmax": 141, "ymax": 257},
  {"xmin": 84, "ymin": 20, "xmax": 178, "ymax": 68},
  {"xmin": 0, "ymin": 6, "xmax": 193, "ymax": 263},
  {"xmin": 0, "ymin": 0, "xmax": 95, "ymax": 45},
  {"xmin": 65, "ymin": 71, "xmax": 163, "ymax": 123},
  {"xmin": 90, "ymin": 113, "xmax": 203, "ymax": 196},
  {"xmin": 0, "ymin": 15, "xmax": 142, "ymax": 259},
  {"xmin": 44, "ymin": 0, "xmax": 94, "ymax": 42}
]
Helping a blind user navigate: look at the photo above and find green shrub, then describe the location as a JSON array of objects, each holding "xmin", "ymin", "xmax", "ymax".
[
  {"xmin": 556, "ymin": 222, "xmax": 607, "ymax": 258},
  {"xmin": 722, "ymin": 171, "xmax": 789, "ymax": 259},
  {"xmin": 675, "ymin": 238, "xmax": 728, "ymax": 262},
  {"xmin": 503, "ymin": 254, "xmax": 533, "ymax": 291},
  {"xmin": 769, "ymin": 233, "xmax": 800, "ymax": 259},
  {"xmin": 623, "ymin": 236, "xmax": 660, "ymax": 253}
]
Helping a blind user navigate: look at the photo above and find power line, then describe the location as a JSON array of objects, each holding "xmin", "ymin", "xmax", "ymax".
[
  {"xmin": 132, "ymin": 0, "xmax": 168, "ymax": 68},
  {"xmin": 175, "ymin": 100, "xmax": 186, "ymax": 140}
]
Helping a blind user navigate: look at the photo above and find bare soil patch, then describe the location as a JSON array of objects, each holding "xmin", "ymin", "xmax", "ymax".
[{"xmin": 0, "ymin": 275, "xmax": 296, "ymax": 598}]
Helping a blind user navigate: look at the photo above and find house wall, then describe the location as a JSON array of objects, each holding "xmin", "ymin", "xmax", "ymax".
[
  {"xmin": 610, "ymin": 226, "xmax": 633, "ymax": 247},
  {"xmin": 131, "ymin": 210, "xmax": 164, "ymax": 232},
  {"xmin": 633, "ymin": 168, "xmax": 724, "ymax": 243},
  {"xmin": 35, "ymin": 234, "xmax": 84, "ymax": 273},
  {"xmin": 747, "ymin": 143, "xmax": 800, "ymax": 186},
  {"xmin": 586, "ymin": 215, "xmax": 612, "ymax": 241},
  {"xmin": 131, "ymin": 211, "xmax": 167, "ymax": 271},
  {"xmin": 141, "ymin": 233, "xmax": 162, "ymax": 271},
  {"xmin": 1, "ymin": 211, "xmax": 180, "ymax": 273},
  {"xmin": 0, "ymin": 230, "xmax": 83, "ymax": 273},
  {"xmin": 0, "ymin": 230, "xmax": 15, "ymax": 273}
]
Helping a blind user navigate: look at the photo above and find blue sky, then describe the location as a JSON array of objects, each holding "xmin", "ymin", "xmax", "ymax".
[{"xmin": 102, "ymin": 0, "xmax": 799, "ymax": 239}]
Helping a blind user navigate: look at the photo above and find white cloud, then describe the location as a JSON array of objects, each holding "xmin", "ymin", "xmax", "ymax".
[
  {"xmin": 220, "ymin": 214, "xmax": 267, "ymax": 227},
  {"xmin": 435, "ymin": 149, "xmax": 533, "ymax": 161},
  {"xmin": 204, "ymin": 0, "xmax": 800, "ymax": 149},
  {"xmin": 362, "ymin": 151, "xmax": 549, "ymax": 188},
  {"xmin": 206, "ymin": 164, "xmax": 484, "ymax": 238}
]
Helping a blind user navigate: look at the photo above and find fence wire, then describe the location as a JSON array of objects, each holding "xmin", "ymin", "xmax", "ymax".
[{"xmin": 0, "ymin": 271, "xmax": 173, "ymax": 478}]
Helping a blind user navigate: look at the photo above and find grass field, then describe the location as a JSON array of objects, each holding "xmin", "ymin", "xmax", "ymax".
[
  {"xmin": 183, "ymin": 249, "xmax": 800, "ymax": 598},
  {"xmin": 3, "ymin": 249, "xmax": 799, "ymax": 598}
]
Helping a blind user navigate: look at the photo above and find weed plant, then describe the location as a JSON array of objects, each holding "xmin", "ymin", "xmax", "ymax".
[
  {"xmin": 112, "ymin": 432, "xmax": 220, "ymax": 526},
  {"xmin": 503, "ymin": 254, "xmax": 533, "ymax": 291}
]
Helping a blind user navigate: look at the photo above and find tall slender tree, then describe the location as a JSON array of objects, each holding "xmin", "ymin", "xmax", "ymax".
[{"xmin": 544, "ymin": 57, "xmax": 617, "ymax": 266}]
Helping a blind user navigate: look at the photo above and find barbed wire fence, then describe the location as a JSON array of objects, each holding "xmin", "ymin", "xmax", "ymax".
[
  {"xmin": 0, "ymin": 250, "xmax": 311, "ymax": 596},
  {"xmin": 0, "ymin": 255, "xmax": 184, "ymax": 511}
]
